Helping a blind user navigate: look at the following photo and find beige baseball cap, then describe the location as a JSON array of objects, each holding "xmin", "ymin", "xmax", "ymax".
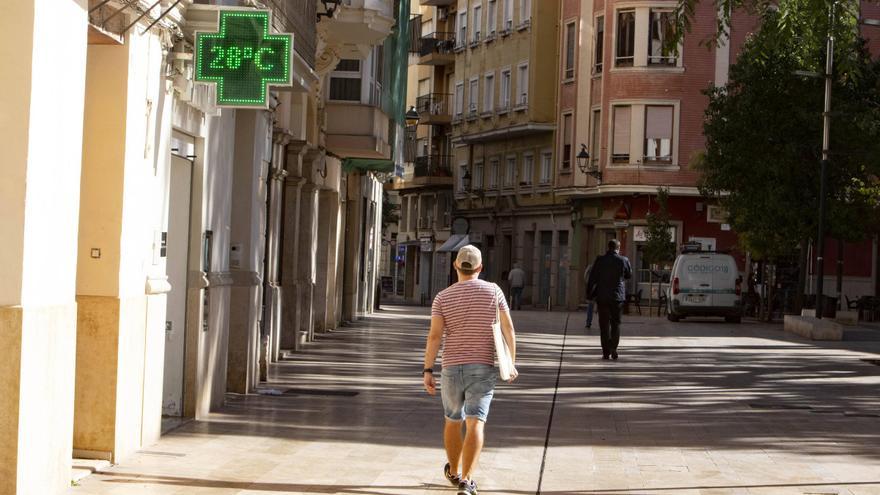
[{"xmin": 456, "ymin": 245, "xmax": 483, "ymax": 270}]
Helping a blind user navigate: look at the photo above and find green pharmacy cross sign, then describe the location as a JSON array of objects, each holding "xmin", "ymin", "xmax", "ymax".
[{"xmin": 195, "ymin": 10, "xmax": 293, "ymax": 108}]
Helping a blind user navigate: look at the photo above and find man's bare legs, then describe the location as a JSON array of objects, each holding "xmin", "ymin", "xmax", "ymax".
[
  {"xmin": 461, "ymin": 418, "xmax": 485, "ymax": 480},
  {"xmin": 444, "ymin": 419, "xmax": 464, "ymax": 475},
  {"xmin": 444, "ymin": 418, "xmax": 485, "ymax": 481}
]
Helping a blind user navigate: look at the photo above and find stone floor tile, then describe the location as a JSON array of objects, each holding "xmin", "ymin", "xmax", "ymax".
[{"xmin": 67, "ymin": 308, "xmax": 880, "ymax": 495}]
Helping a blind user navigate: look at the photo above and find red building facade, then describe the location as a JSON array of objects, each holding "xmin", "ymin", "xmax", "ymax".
[{"xmin": 558, "ymin": 0, "xmax": 879, "ymax": 306}]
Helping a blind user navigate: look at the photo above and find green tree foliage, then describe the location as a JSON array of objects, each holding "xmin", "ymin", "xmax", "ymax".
[
  {"xmin": 381, "ymin": 190, "xmax": 400, "ymax": 230},
  {"xmin": 673, "ymin": 0, "xmax": 867, "ymax": 73},
  {"xmin": 644, "ymin": 188, "xmax": 676, "ymax": 268},
  {"xmin": 695, "ymin": 8, "xmax": 880, "ymax": 259}
]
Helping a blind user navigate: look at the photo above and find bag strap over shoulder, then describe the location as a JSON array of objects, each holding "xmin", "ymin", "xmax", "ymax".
[{"xmin": 494, "ymin": 284, "xmax": 501, "ymax": 324}]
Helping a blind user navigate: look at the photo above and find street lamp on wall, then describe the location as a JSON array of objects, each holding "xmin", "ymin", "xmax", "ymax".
[
  {"xmin": 317, "ymin": 0, "xmax": 341, "ymax": 21},
  {"xmin": 576, "ymin": 144, "xmax": 602, "ymax": 183},
  {"xmin": 405, "ymin": 106, "xmax": 420, "ymax": 127}
]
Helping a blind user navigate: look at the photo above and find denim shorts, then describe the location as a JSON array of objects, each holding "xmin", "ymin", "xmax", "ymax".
[{"xmin": 441, "ymin": 364, "xmax": 497, "ymax": 422}]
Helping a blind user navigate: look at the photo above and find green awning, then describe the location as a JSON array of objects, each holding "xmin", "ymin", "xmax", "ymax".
[{"xmin": 342, "ymin": 158, "xmax": 394, "ymax": 173}]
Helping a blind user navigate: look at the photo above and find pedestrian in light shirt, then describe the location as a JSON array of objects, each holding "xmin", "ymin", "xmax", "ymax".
[
  {"xmin": 507, "ymin": 263, "xmax": 525, "ymax": 310},
  {"xmin": 423, "ymin": 245, "xmax": 518, "ymax": 495}
]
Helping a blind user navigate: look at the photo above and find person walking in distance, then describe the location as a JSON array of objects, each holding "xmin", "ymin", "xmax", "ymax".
[
  {"xmin": 586, "ymin": 239, "xmax": 633, "ymax": 360},
  {"xmin": 583, "ymin": 262, "xmax": 594, "ymax": 329},
  {"xmin": 423, "ymin": 245, "xmax": 519, "ymax": 495},
  {"xmin": 507, "ymin": 263, "xmax": 526, "ymax": 310}
]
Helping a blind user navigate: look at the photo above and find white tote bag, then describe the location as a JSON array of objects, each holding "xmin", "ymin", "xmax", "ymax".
[{"xmin": 492, "ymin": 287, "xmax": 514, "ymax": 380}]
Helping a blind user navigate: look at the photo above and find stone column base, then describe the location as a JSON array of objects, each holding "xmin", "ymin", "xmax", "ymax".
[{"xmin": 1, "ymin": 303, "xmax": 77, "ymax": 495}]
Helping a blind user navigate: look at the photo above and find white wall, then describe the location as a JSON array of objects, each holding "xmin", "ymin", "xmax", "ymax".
[
  {"xmin": 19, "ymin": 0, "xmax": 89, "ymax": 307},
  {"xmin": 0, "ymin": 1, "xmax": 88, "ymax": 493}
]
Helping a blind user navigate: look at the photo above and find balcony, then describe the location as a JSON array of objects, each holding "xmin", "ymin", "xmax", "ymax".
[
  {"xmin": 325, "ymin": 102, "xmax": 391, "ymax": 159},
  {"xmin": 317, "ymin": 0, "xmax": 395, "ymax": 59},
  {"xmin": 413, "ymin": 155, "xmax": 453, "ymax": 186},
  {"xmin": 415, "ymin": 93, "xmax": 452, "ymax": 125},
  {"xmin": 389, "ymin": 155, "xmax": 453, "ymax": 191},
  {"xmin": 418, "ymin": 32, "xmax": 456, "ymax": 66},
  {"xmin": 421, "ymin": 0, "xmax": 456, "ymax": 5}
]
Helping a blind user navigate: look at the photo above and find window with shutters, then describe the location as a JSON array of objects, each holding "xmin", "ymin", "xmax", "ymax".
[
  {"xmin": 503, "ymin": 0, "xmax": 513, "ymax": 31},
  {"xmin": 612, "ymin": 105, "xmax": 631, "ymax": 163},
  {"xmin": 487, "ymin": 0, "xmax": 497, "ymax": 35},
  {"xmin": 561, "ymin": 113, "xmax": 573, "ymax": 169},
  {"xmin": 519, "ymin": 0, "xmax": 531, "ymax": 26},
  {"xmin": 644, "ymin": 105, "xmax": 673, "ymax": 163},
  {"xmin": 516, "ymin": 63, "xmax": 529, "ymax": 107},
  {"xmin": 473, "ymin": 5, "xmax": 482, "ymax": 43},
  {"xmin": 594, "ymin": 16, "xmax": 604, "ymax": 73},
  {"xmin": 488, "ymin": 159, "xmax": 500, "ymax": 189},
  {"xmin": 483, "ymin": 72, "xmax": 495, "ymax": 113},
  {"xmin": 564, "ymin": 22, "xmax": 576, "ymax": 80},
  {"xmin": 458, "ymin": 11, "xmax": 468, "ymax": 48},
  {"xmin": 468, "ymin": 78, "xmax": 479, "ymax": 116},
  {"xmin": 454, "ymin": 82, "xmax": 464, "ymax": 116},
  {"xmin": 540, "ymin": 152, "xmax": 552, "ymax": 184},
  {"xmin": 474, "ymin": 161, "xmax": 484, "ymax": 190},
  {"xmin": 521, "ymin": 153, "xmax": 534, "ymax": 185},
  {"xmin": 499, "ymin": 68, "xmax": 511, "ymax": 111},
  {"xmin": 504, "ymin": 156, "xmax": 516, "ymax": 187}
]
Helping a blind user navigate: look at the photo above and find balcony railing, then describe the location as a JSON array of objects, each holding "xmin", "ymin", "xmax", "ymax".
[
  {"xmin": 420, "ymin": 32, "xmax": 456, "ymax": 57},
  {"xmin": 414, "ymin": 155, "xmax": 453, "ymax": 178},
  {"xmin": 415, "ymin": 93, "xmax": 452, "ymax": 118}
]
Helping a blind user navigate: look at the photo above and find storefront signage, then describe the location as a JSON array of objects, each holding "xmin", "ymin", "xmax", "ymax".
[
  {"xmin": 195, "ymin": 10, "xmax": 293, "ymax": 108},
  {"xmin": 633, "ymin": 226, "xmax": 676, "ymax": 243},
  {"xmin": 420, "ymin": 237, "xmax": 433, "ymax": 252}
]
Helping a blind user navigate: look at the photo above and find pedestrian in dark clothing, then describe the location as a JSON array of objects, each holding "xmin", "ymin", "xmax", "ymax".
[
  {"xmin": 583, "ymin": 263, "xmax": 594, "ymax": 329},
  {"xmin": 586, "ymin": 239, "xmax": 633, "ymax": 360}
]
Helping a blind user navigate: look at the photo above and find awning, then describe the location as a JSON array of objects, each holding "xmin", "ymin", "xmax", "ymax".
[{"xmin": 437, "ymin": 234, "xmax": 470, "ymax": 252}]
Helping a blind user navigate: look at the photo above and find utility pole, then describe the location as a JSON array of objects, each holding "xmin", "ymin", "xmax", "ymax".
[{"xmin": 815, "ymin": 1, "xmax": 836, "ymax": 319}]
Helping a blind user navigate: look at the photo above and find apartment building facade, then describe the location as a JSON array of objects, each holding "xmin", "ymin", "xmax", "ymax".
[
  {"xmin": 559, "ymin": 0, "xmax": 880, "ymax": 307},
  {"xmin": 554, "ymin": 0, "xmax": 744, "ymax": 307},
  {"xmin": 443, "ymin": 0, "xmax": 571, "ymax": 308},
  {"xmin": 386, "ymin": 0, "xmax": 457, "ymax": 304}
]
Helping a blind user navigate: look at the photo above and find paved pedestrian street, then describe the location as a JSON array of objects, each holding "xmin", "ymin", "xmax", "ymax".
[{"xmin": 68, "ymin": 306, "xmax": 880, "ymax": 495}]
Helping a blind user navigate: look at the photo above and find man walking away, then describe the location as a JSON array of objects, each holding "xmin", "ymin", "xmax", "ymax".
[
  {"xmin": 423, "ymin": 245, "xmax": 519, "ymax": 495},
  {"xmin": 586, "ymin": 239, "xmax": 632, "ymax": 360},
  {"xmin": 507, "ymin": 263, "xmax": 526, "ymax": 310},
  {"xmin": 583, "ymin": 263, "xmax": 594, "ymax": 329}
]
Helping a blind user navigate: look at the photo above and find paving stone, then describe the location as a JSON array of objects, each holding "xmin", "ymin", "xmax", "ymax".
[{"xmin": 67, "ymin": 308, "xmax": 880, "ymax": 495}]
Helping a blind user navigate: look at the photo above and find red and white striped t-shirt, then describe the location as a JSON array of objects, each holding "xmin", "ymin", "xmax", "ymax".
[{"xmin": 431, "ymin": 279, "xmax": 509, "ymax": 366}]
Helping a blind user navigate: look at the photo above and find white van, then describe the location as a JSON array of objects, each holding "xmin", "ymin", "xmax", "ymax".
[{"xmin": 667, "ymin": 250, "xmax": 743, "ymax": 323}]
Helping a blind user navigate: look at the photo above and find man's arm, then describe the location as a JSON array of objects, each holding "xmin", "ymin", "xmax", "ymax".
[
  {"xmin": 499, "ymin": 310, "xmax": 519, "ymax": 382},
  {"xmin": 586, "ymin": 258, "xmax": 599, "ymax": 297},
  {"xmin": 623, "ymin": 257, "xmax": 633, "ymax": 280},
  {"xmin": 423, "ymin": 315, "xmax": 444, "ymax": 395}
]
